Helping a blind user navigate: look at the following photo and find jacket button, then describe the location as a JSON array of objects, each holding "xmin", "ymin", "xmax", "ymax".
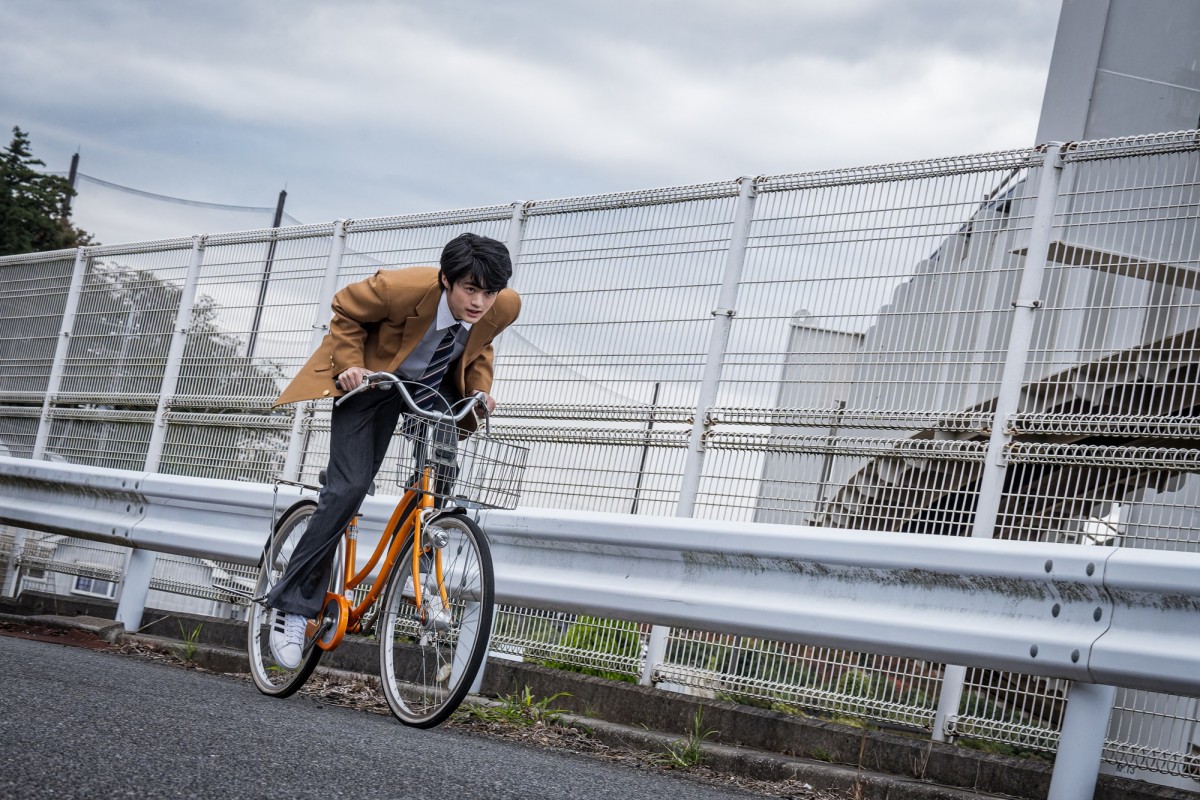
[{"xmin": 322, "ymin": 389, "xmax": 331, "ymax": 396}]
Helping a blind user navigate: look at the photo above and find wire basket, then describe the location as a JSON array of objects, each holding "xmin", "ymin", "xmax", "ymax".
[
  {"xmin": 398, "ymin": 417, "xmax": 528, "ymax": 510},
  {"xmin": 450, "ymin": 431, "xmax": 528, "ymax": 510}
]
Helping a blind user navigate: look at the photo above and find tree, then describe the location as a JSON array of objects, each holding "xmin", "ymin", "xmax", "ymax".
[{"xmin": 0, "ymin": 126, "xmax": 94, "ymax": 256}]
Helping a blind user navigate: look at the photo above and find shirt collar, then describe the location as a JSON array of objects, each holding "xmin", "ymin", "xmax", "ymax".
[{"xmin": 436, "ymin": 290, "xmax": 472, "ymax": 332}]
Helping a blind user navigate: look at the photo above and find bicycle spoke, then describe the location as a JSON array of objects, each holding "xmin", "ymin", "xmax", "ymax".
[{"xmin": 377, "ymin": 515, "xmax": 493, "ymax": 727}]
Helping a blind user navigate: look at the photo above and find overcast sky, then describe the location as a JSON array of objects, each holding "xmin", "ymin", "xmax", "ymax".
[{"xmin": 2, "ymin": 1, "xmax": 1062, "ymax": 245}]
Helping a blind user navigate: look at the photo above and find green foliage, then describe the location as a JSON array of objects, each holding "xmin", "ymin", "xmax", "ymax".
[
  {"xmin": 649, "ymin": 708, "xmax": 717, "ymax": 769},
  {"xmin": 37, "ymin": 259, "xmax": 290, "ymax": 477},
  {"xmin": 0, "ymin": 126, "xmax": 93, "ymax": 255},
  {"xmin": 541, "ymin": 616, "xmax": 640, "ymax": 683},
  {"xmin": 178, "ymin": 621, "xmax": 203, "ymax": 661},
  {"xmin": 957, "ymin": 736, "xmax": 1053, "ymax": 763},
  {"xmin": 458, "ymin": 686, "xmax": 570, "ymax": 727}
]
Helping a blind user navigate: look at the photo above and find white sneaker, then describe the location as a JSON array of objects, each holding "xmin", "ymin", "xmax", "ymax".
[{"xmin": 269, "ymin": 610, "xmax": 306, "ymax": 669}]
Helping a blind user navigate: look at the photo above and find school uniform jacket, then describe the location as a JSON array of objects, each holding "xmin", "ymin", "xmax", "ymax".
[{"xmin": 274, "ymin": 267, "xmax": 521, "ymax": 430}]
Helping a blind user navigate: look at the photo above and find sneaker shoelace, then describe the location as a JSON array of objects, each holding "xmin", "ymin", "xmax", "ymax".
[{"xmin": 284, "ymin": 613, "xmax": 306, "ymax": 646}]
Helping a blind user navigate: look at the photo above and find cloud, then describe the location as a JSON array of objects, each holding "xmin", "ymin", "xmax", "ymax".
[{"xmin": 0, "ymin": 0, "xmax": 1061, "ymax": 243}]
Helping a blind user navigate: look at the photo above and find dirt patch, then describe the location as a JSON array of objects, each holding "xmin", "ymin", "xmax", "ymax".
[{"xmin": 0, "ymin": 620, "xmax": 113, "ymax": 651}]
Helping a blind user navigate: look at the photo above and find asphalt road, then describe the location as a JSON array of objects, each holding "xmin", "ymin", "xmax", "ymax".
[{"xmin": 0, "ymin": 635, "xmax": 763, "ymax": 800}]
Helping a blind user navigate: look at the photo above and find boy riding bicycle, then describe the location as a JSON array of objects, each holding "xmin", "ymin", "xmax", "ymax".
[{"xmin": 265, "ymin": 232, "xmax": 521, "ymax": 668}]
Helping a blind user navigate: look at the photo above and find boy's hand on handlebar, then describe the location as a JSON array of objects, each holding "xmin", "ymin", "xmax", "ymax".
[
  {"xmin": 336, "ymin": 367, "xmax": 371, "ymax": 392},
  {"xmin": 482, "ymin": 393, "xmax": 496, "ymax": 415}
]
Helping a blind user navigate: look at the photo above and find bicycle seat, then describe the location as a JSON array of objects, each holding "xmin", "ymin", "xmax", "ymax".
[{"xmin": 317, "ymin": 469, "xmax": 375, "ymax": 496}]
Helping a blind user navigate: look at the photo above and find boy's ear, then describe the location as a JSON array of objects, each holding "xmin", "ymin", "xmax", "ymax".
[{"xmin": 439, "ymin": 273, "xmax": 450, "ymax": 290}]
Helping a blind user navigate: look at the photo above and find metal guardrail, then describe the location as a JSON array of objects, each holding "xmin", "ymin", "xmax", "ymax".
[
  {"xmin": 1, "ymin": 454, "xmax": 1198, "ymax": 697},
  {"xmin": 1, "ymin": 454, "xmax": 1198, "ymax": 798}
]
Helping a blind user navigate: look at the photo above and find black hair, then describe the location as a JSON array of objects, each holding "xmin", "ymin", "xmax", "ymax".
[{"xmin": 439, "ymin": 233, "xmax": 512, "ymax": 292}]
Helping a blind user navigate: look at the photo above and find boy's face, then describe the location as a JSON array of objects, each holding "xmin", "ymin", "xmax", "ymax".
[{"xmin": 442, "ymin": 275, "xmax": 499, "ymax": 324}]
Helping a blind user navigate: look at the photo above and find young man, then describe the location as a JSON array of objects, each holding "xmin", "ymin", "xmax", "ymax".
[{"xmin": 266, "ymin": 232, "xmax": 520, "ymax": 668}]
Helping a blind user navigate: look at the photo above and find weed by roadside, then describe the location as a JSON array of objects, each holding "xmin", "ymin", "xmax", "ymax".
[
  {"xmin": 649, "ymin": 707, "xmax": 718, "ymax": 769},
  {"xmin": 178, "ymin": 621, "xmax": 203, "ymax": 661},
  {"xmin": 457, "ymin": 685, "xmax": 570, "ymax": 727}
]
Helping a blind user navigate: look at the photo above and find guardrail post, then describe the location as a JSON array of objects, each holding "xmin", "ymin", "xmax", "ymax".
[
  {"xmin": 115, "ymin": 548, "xmax": 156, "ymax": 631},
  {"xmin": 32, "ymin": 247, "xmax": 89, "ymax": 460},
  {"xmin": 281, "ymin": 221, "xmax": 347, "ymax": 480},
  {"xmin": 1048, "ymin": 682, "xmax": 1117, "ymax": 800},
  {"xmin": 1, "ymin": 536, "xmax": 25, "ymax": 597},
  {"xmin": 145, "ymin": 236, "xmax": 205, "ymax": 472},
  {"xmin": 638, "ymin": 177, "xmax": 758, "ymax": 686},
  {"xmin": 932, "ymin": 143, "xmax": 1067, "ymax": 742}
]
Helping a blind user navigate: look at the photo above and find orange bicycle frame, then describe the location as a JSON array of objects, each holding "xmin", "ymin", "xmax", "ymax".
[{"xmin": 321, "ymin": 463, "xmax": 448, "ymax": 642}]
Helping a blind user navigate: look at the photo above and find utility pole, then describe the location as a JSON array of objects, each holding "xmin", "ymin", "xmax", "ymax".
[
  {"xmin": 64, "ymin": 151, "xmax": 80, "ymax": 213},
  {"xmin": 246, "ymin": 188, "xmax": 287, "ymax": 360}
]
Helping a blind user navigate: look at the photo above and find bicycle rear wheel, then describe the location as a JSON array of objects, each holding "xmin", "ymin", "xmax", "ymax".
[
  {"xmin": 378, "ymin": 513, "xmax": 494, "ymax": 727},
  {"xmin": 247, "ymin": 500, "xmax": 325, "ymax": 697}
]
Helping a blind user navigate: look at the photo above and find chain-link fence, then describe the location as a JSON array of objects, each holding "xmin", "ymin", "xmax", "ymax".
[{"xmin": 1, "ymin": 128, "xmax": 1197, "ymax": 788}]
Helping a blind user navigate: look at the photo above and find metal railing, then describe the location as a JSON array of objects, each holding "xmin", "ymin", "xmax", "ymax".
[
  {"xmin": 0, "ymin": 128, "xmax": 1197, "ymax": 793},
  {"xmin": 1, "ymin": 457, "xmax": 1199, "ymax": 799}
]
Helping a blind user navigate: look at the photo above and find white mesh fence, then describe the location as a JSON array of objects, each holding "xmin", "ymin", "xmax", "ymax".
[{"xmin": 3, "ymin": 130, "xmax": 1199, "ymax": 782}]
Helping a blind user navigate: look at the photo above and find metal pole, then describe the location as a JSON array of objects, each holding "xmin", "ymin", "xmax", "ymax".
[
  {"xmin": 1047, "ymin": 682, "xmax": 1117, "ymax": 800},
  {"xmin": 145, "ymin": 236, "xmax": 205, "ymax": 472},
  {"xmin": 639, "ymin": 624, "xmax": 670, "ymax": 687},
  {"xmin": 932, "ymin": 143, "xmax": 1066, "ymax": 742},
  {"xmin": 640, "ymin": 178, "xmax": 757, "ymax": 686},
  {"xmin": 115, "ymin": 548, "xmax": 157, "ymax": 632},
  {"xmin": 504, "ymin": 201, "xmax": 527, "ymax": 270},
  {"xmin": 0, "ymin": 536, "xmax": 24, "ymax": 597},
  {"xmin": 246, "ymin": 189, "xmax": 287, "ymax": 360},
  {"xmin": 676, "ymin": 176, "xmax": 757, "ymax": 517},
  {"xmin": 630, "ymin": 382, "xmax": 660, "ymax": 514},
  {"xmin": 64, "ymin": 152, "xmax": 79, "ymax": 214},
  {"xmin": 32, "ymin": 247, "xmax": 89, "ymax": 460},
  {"xmin": 281, "ymin": 221, "xmax": 346, "ymax": 480}
]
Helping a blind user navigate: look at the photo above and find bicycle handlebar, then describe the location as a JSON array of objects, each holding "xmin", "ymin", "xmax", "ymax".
[{"xmin": 334, "ymin": 371, "xmax": 487, "ymax": 424}]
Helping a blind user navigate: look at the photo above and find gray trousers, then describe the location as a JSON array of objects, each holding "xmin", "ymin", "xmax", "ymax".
[{"xmin": 266, "ymin": 388, "xmax": 410, "ymax": 618}]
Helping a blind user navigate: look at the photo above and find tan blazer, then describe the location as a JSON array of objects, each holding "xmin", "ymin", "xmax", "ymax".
[{"xmin": 275, "ymin": 267, "xmax": 521, "ymax": 426}]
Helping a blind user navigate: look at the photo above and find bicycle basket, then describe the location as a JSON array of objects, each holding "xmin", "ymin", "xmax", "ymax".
[
  {"xmin": 449, "ymin": 432, "xmax": 528, "ymax": 510},
  {"xmin": 398, "ymin": 419, "xmax": 527, "ymax": 510}
]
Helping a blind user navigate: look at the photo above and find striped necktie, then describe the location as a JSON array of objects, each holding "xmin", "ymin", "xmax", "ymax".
[{"xmin": 410, "ymin": 323, "xmax": 462, "ymax": 410}]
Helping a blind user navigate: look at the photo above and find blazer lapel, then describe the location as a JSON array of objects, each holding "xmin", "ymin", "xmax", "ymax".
[
  {"xmin": 388, "ymin": 281, "xmax": 441, "ymax": 372},
  {"xmin": 462, "ymin": 318, "xmax": 499, "ymax": 368}
]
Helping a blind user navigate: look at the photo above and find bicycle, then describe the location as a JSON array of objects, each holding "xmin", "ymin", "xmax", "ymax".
[{"xmin": 244, "ymin": 372, "xmax": 527, "ymax": 727}]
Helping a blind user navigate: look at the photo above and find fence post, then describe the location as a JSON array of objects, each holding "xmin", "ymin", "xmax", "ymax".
[
  {"xmin": 504, "ymin": 201, "xmax": 527, "ymax": 267},
  {"xmin": 281, "ymin": 221, "xmax": 347, "ymax": 481},
  {"xmin": 932, "ymin": 143, "xmax": 1067, "ymax": 742},
  {"xmin": 32, "ymin": 247, "xmax": 89, "ymax": 460},
  {"xmin": 676, "ymin": 176, "xmax": 757, "ymax": 517},
  {"xmin": 145, "ymin": 236, "xmax": 205, "ymax": 472},
  {"xmin": 638, "ymin": 177, "xmax": 757, "ymax": 686}
]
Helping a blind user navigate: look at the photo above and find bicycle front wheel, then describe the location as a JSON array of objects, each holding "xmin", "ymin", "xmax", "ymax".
[
  {"xmin": 247, "ymin": 500, "xmax": 325, "ymax": 697},
  {"xmin": 378, "ymin": 513, "xmax": 495, "ymax": 727}
]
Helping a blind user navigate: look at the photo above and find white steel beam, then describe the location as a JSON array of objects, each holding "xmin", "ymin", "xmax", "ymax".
[{"xmin": 0, "ymin": 456, "xmax": 1197, "ymax": 699}]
